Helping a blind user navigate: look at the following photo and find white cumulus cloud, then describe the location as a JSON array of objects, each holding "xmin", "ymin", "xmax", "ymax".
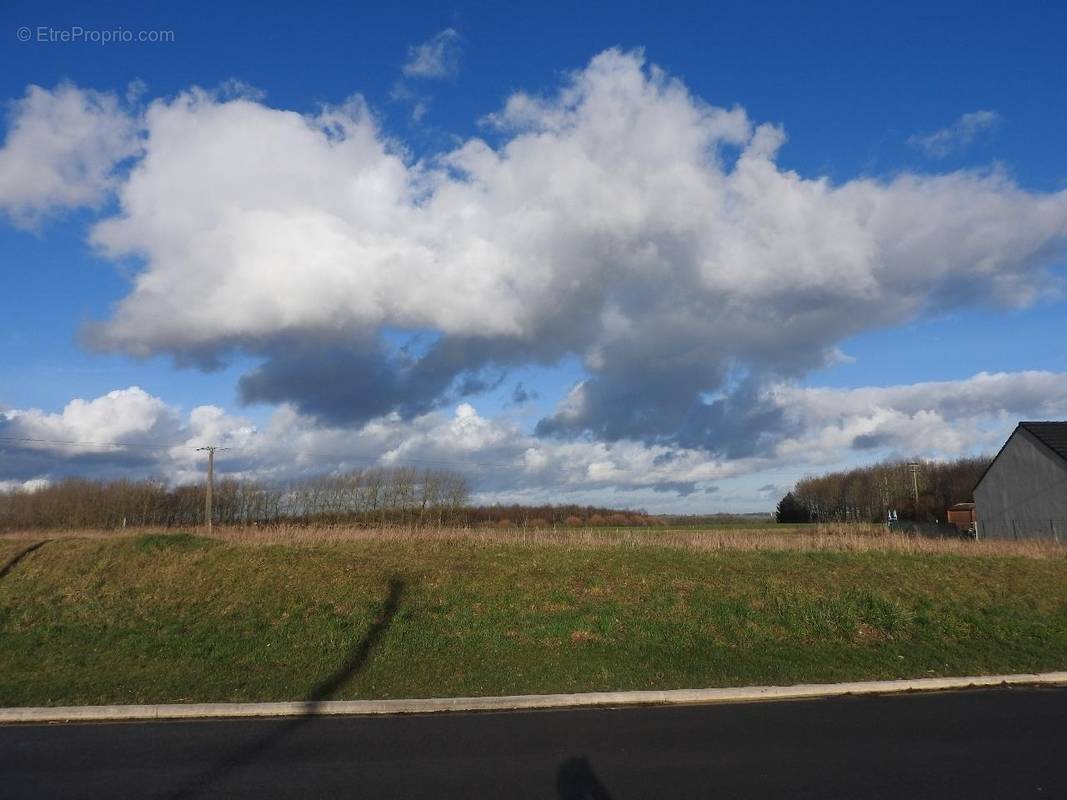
[
  {"xmin": 1, "ymin": 387, "xmax": 181, "ymax": 452},
  {"xmin": 0, "ymin": 83, "xmax": 142, "ymax": 226}
]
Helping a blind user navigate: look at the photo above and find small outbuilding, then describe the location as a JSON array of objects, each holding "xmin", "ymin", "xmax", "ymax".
[
  {"xmin": 973, "ymin": 422, "xmax": 1067, "ymax": 541},
  {"xmin": 946, "ymin": 502, "xmax": 976, "ymax": 533}
]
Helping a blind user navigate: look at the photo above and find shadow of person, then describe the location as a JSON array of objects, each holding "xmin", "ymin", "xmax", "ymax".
[
  {"xmin": 166, "ymin": 577, "xmax": 406, "ymax": 800},
  {"xmin": 557, "ymin": 755, "xmax": 615, "ymax": 800}
]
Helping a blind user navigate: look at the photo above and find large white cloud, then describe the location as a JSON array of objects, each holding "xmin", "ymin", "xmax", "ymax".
[{"xmin": 3, "ymin": 50, "xmax": 1067, "ymax": 458}]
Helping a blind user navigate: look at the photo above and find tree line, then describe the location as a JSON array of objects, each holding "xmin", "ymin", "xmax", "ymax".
[
  {"xmin": 776, "ymin": 455, "xmax": 991, "ymax": 524},
  {"xmin": 465, "ymin": 504, "xmax": 655, "ymax": 528},
  {"xmin": 0, "ymin": 469, "xmax": 656, "ymax": 531},
  {"xmin": 0, "ymin": 467, "xmax": 470, "ymax": 530}
]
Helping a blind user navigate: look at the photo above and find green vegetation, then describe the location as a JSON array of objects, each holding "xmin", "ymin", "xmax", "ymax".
[
  {"xmin": 658, "ymin": 514, "xmax": 775, "ymax": 528},
  {"xmin": 775, "ymin": 493, "xmax": 811, "ymax": 523},
  {"xmin": 791, "ymin": 454, "xmax": 990, "ymax": 523},
  {"xmin": 1, "ymin": 532, "xmax": 1065, "ymax": 707}
]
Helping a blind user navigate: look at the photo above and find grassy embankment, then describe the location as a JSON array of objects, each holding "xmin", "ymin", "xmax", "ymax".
[{"xmin": 1, "ymin": 526, "xmax": 1065, "ymax": 707}]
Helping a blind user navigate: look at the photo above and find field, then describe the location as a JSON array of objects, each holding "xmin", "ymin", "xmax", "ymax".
[{"xmin": 1, "ymin": 525, "xmax": 1066, "ymax": 707}]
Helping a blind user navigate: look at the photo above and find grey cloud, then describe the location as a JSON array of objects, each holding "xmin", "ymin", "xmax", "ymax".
[
  {"xmin": 675, "ymin": 381, "xmax": 801, "ymax": 458},
  {"xmin": 652, "ymin": 450, "xmax": 679, "ymax": 466},
  {"xmin": 0, "ymin": 424, "xmax": 167, "ymax": 483},
  {"xmin": 0, "ymin": 447, "xmax": 162, "ymax": 482},
  {"xmin": 238, "ymin": 334, "xmax": 524, "ymax": 426},
  {"xmin": 539, "ymin": 372, "xmax": 800, "ymax": 460},
  {"xmin": 852, "ymin": 432, "xmax": 893, "ymax": 450},
  {"xmin": 649, "ymin": 481, "xmax": 718, "ymax": 496},
  {"xmin": 511, "ymin": 382, "xmax": 538, "ymax": 405},
  {"xmin": 238, "ymin": 336, "xmax": 459, "ymax": 424}
]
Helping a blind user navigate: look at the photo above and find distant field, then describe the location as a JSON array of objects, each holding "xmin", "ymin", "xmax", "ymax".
[{"xmin": 1, "ymin": 526, "xmax": 1065, "ymax": 707}]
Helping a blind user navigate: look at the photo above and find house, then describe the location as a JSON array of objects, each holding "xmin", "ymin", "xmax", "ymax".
[{"xmin": 973, "ymin": 422, "xmax": 1067, "ymax": 541}]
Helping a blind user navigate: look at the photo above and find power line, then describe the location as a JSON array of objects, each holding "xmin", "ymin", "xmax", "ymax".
[
  {"xmin": 271, "ymin": 447, "xmax": 820, "ymax": 476},
  {"xmin": 0, "ymin": 436, "xmax": 190, "ymax": 452},
  {"xmin": 0, "ymin": 435, "xmax": 821, "ymax": 479},
  {"xmin": 0, "ymin": 435, "xmax": 529, "ymax": 470},
  {"xmin": 286, "ymin": 449, "xmax": 529, "ymax": 472}
]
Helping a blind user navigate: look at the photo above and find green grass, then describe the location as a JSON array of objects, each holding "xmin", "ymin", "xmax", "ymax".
[{"xmin": 1, "ymin": 533, "xmax": 1065, "ymax": 706}]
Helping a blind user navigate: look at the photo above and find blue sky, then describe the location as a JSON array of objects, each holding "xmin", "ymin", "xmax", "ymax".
[{"xmin": 1, "ymin": 0, "xmax": 1066, "ymax": 511}]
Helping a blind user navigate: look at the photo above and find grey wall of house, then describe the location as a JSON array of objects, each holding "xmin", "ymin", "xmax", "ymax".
[{"xmin": 974, "ymin": 428, "xmax": 1067, "ymax": 540}]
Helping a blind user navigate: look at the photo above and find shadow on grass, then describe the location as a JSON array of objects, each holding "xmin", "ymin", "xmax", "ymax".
[
  {"xmin": 0, "ymin": 540, "xmax": 49, "ymax": 580},
  {"xmin": 557, "ymin": 755, "xmax": 615, "ymax": 799},
  {"xmin": 166, "ymin": 577, "xmax": 406, "ymax": 800}
]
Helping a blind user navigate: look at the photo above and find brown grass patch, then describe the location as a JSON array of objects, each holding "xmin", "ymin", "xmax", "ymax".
[
  {"xmin": 2, "ymin": 523, "xmax": 1065, "ymax": 559},
  {"xmin": 570, "ymin": 629, "xmax": 598, "ymax": 645}
]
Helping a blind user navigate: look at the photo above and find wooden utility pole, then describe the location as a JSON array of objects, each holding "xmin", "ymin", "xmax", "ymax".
[
  {"xmin": 197, "ymin": 446, "xmax": 228, "ymax": 533},
  {"xmin": 907, "ymin": 462, "xmax": 921, "ymax": 503},
  {"xmin": 883, "ymin": 473, "xmax": 890, "ymax": 527}
]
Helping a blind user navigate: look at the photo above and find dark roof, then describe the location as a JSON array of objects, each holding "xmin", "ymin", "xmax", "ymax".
[
  {"xmin": 974, "ymin": 421, "xmax": 1067, "ymax": 491},
  {"xmin": 1019, "ymin": 421, "xmax": 1067, "ymax": 464}
]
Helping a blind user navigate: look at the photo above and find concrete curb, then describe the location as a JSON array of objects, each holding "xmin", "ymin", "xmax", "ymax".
[{"xmin": 3, "ymin": 672, "xmax": 1066, "ymax": 724}]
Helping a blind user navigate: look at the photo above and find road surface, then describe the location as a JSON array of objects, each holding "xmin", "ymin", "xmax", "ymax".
[{"xmin": 2, "ymin": 687, "xmax": 1064, "ymax": 798}]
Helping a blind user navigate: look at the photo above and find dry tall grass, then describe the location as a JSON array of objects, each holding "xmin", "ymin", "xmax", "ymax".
[{"xmin": 4, "ymin": 523, "xmax": 1065, "ymax": 559}]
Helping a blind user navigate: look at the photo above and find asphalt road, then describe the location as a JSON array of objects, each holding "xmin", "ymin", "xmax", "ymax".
[{"xmin": 2, "ymin": 687, "xmax": 1064, "ymax": 799}]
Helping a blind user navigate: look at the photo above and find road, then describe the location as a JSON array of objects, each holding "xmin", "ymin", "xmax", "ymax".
[{"xmin": 2, "ymin": 687, "xmax": 1064, "ymax": 798}]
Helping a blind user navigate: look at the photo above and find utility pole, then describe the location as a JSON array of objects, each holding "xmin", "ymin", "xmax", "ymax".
[
  {"xmin": 883, "ymin": 473, "xmax": 890, "ymax": 527},
  {"xmin": 906, "ymin": 462, "xmax": 922, "ymax": 522},
  {"xmin": 197, "ymin": 446, "xmax": 228, "ymax": 533},
  {"xmin": 907, "ymin": 462, "xmax": 921, "ymax": 503}
]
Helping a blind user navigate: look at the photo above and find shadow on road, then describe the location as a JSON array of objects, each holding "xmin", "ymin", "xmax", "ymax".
[
  {"xmin": 166, "ymin": 577, "xmax": 406, "ymax": 800},
  {"xmin": 0, "ymin": 540, "xmax": 49, "ymax": 580},
  {"xmin": 557, "ymin": 755, "xmax": 615, "ymax": 799}
]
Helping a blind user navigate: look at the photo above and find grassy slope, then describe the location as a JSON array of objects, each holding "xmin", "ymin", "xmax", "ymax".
[{"xmin": 1, "ymin": 533, "xmax": 1065, "ymax": 706}]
